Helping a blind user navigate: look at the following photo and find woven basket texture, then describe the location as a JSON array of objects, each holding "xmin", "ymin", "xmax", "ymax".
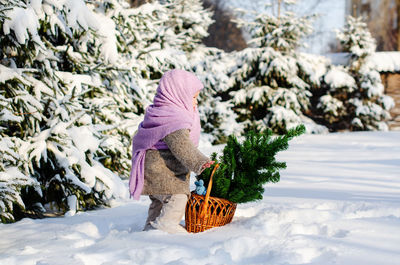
[{"xmin": 185, "ymin": 192, "xmax": 237, "ymax": 233}]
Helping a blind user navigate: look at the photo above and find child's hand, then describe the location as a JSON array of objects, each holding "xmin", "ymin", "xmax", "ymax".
[{"xmin": 202, "ymin": 160, "xmax": 215, "ymax": 169}]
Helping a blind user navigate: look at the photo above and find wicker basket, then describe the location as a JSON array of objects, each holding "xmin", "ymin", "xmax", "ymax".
[{"xmin": 185, "ymin": 164, "xmax": 237, "ymax": 233}]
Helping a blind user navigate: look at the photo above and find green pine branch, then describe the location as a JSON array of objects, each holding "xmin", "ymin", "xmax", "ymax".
[{"xmin": 198, "ymin": 124, "xmax": 305, "ymax": 203}]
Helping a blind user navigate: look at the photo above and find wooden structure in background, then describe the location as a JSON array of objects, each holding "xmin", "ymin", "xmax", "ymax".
[
  {"xmin": 381, "ymin": 73, "xmax": 400, "ymax": 130},
  {"xmin": 348, "ymin": 0, "xmax": 399, "ymax": 51}
]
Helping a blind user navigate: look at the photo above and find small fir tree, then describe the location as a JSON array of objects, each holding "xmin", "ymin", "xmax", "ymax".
[
  {"xmin": 227, "ymin": 1, "xmax": 327, "ymax": 135},
  {"xmin": 318, "ymin": 16, "xmax": 394, "ymax": 131},
  {"xmin": 197, "ymin": 124, "xmax": 305, "ymax": 203}
]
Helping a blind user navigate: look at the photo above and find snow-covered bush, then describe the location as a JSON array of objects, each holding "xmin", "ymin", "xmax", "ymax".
[
  {"xmin": 0, "ymin": 136, "xmax": 39, "ymax": 223},
  {"xmin": 318, "ymin": 16, "xmax": 394, "ymax": 131}
]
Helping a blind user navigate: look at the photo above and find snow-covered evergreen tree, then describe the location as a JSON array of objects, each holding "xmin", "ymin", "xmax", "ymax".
[
  {"xmin": 190, "ymin": 46, "xmax": 240, "ymax": 144},
  {"xmin": 0, "ymin": 135, "xmax": 39, "ymax": 223},
  {"xmin": 0, "ymin": 0, "xmax": 141, "ymax": 221},
  {"xmin": 318, "ymin": 16, "xmax": 394, "ymax": 131},
  {"xmin": 110, "ymin": 0, "xmax": 212, "ymax": 100},
  {"xmin": 227, "ymin": 0, "xmax": 327, "ymax": 134}
]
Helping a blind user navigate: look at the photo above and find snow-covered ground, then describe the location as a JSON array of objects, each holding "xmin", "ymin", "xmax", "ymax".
[{"xmin": 1, "ymin": 131, "xmax": 399, "ymax": 265}]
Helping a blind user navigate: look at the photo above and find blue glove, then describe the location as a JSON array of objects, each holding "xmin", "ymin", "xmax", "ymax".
[{"xmin": 194, "ymin": 179, "xmax": 207, "ymax": 196}]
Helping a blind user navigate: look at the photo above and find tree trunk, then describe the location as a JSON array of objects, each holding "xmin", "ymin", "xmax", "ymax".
[{"xmin": 278, "ymin": 0, "xmax": 282, "ymax": 18}]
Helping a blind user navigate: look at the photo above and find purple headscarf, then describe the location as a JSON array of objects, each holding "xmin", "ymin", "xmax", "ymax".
[{"xmin": 129, "ymin": 69, "xmax": 204, "ymax": 199}]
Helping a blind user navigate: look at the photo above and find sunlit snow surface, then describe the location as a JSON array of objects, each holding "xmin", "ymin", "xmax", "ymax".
[{"xmin": 1, "ymin": 132, "xmax": 399, "ymax": 265}]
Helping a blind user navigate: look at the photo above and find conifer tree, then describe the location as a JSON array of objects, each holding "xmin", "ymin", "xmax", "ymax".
[
  {"xmin": 318, "ymin": 16, "xmax": 394, "ymax": 131},
  {"xmin": 191, "ymin": 46, "xmax": 240, "ymax": 144},
  {"xmin": 0, "ymin": 136, "xmax": 39, "ymax": 223},
  {"xmin": 197, "ymin": 124, "xmax": 305, "ymax": 203},
  {"xmin": 1, "ymin": 0, "xmax": 143, "ymax": 221},
  {"xmin": 227, "ymin": 1, "xmax": 327, "ymax": 135},
  {"xmin": 111, "ymin": 0, "xmax": 212, "ymax": 99}
]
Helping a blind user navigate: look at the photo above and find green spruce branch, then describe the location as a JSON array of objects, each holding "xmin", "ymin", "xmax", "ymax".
[{"xmin": 198, "ymin": 124, "xmax": 305, "ymax": 203}]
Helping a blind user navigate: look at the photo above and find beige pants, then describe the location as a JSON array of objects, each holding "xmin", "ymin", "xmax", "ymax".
[{"xmin": 143, "ymin": 194, "xmax": 188, "ymax": 234}]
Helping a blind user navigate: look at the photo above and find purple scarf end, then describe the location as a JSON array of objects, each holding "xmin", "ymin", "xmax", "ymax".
[
  {"xmin": 130, "ymin": 192, "xmax": 141, "ymax": 200},
  {"xmin": 129, "ymin": 150, "xmax": 146, "ymax": 201}
]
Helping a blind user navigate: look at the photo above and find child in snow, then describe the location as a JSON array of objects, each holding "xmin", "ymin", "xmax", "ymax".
[{"xmin": 129, "ymin": 69, "xmax": 214, "ymax": 233}]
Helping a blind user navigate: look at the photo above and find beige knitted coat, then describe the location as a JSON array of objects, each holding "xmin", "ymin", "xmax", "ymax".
[{"xmin": 141, "ymin": 129, "xmax": 209, "ymax": 195}]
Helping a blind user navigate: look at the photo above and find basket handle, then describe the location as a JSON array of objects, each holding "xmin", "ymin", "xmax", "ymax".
[{"xmin": 199, "ymin": 163, "xmax": 220, "ymax": 219}]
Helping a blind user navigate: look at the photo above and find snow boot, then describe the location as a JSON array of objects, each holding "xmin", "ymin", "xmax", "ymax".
[{"xmin": 149, "ymin": 194, "xmax": 188, "ymax": 234}]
